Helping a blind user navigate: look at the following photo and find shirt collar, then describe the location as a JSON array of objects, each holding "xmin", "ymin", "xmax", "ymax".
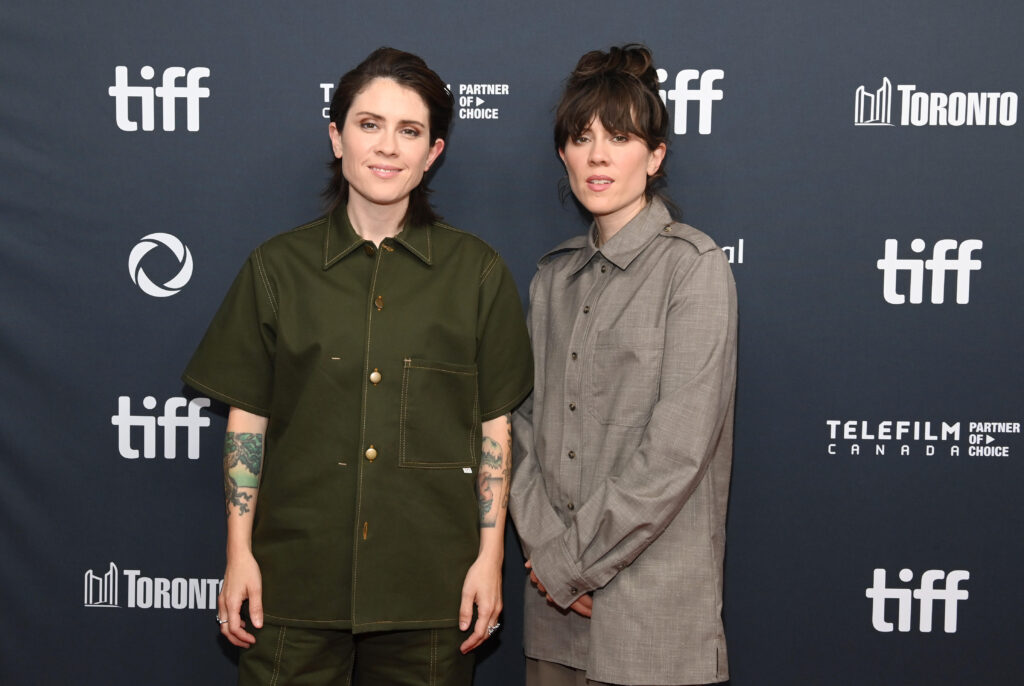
[
  {"xmin": 566, "ymin": 197, "xmax": 673, "ymax": 276},
  {"xmin": 323, "ymin": 204, "xmax": 433, "ymax": 269}
]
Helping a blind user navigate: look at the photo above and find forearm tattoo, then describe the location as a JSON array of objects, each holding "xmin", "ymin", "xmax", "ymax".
[
  {"xmin": 224, "ymin": 432, "xmax": 263, "ymax": 517},
  {"xmin": 477, "ymin": 416, "xmax": 511, "ymax": 528}
]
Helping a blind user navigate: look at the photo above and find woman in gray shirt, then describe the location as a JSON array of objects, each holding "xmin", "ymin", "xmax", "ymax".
[{"xmin": 510, "ymin": 44, "xmax": 738, "ymax": 686}]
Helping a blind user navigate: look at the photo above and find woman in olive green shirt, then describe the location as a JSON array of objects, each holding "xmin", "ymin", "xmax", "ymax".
[{"xmin": 185, "ymin": 48, "xmax": 532, "ymax": 685}]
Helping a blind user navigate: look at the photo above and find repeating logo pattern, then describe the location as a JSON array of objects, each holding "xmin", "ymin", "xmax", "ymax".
[
  {"xmin": 128, "ymin": 233, "xmax": 194, "ymax": 298},
  {"xmin": 84, "ymin": 562, "xmax": 222, "ymax": 610},
  {"xmin": 855, "ymin": 77, "xmax": 1018, "ymax": 127},
  {"xmin": 866, "ymin": 568, "xmax": 970, "ymax": 633},
  {"xmin": 109, "ymin": 66, "xmax": 210, "ymax": 132}
]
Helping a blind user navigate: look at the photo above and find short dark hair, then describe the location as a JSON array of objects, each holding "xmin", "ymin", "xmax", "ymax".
[
  {"xmin": 554, "ymin": 44, "xmax": 669, "ymax": 200},
  {"xmin": 323, "ymin": 47, "xmax": 454, "ymax": 226}
]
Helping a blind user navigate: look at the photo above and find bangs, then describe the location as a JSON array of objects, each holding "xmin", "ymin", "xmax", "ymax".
[{"xmin": 557, "ymin": 76, "xmax": 654, "ymax": 145}]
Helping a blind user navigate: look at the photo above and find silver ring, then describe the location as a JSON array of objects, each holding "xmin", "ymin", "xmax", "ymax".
[
  {"xmin": 216, "ymin": 617, "xmax": 228, "ymax": 625},
  {"xmin": 486, "ymin": 623, "xmax": 501, "ymax": 636}
]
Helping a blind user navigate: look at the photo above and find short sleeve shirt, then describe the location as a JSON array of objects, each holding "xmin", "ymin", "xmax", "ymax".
[{"xmin": 183, "ymin": 205, "xmax": 533, "ymax": 632}]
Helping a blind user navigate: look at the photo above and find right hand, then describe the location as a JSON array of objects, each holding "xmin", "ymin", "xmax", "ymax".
[
  {"xmin": 568, "ymin": 593, "xmax": 593, "ymax": 618},
  {"xmin": 218, "ymin": 551, "xmax": 263, "ymax": 647}
]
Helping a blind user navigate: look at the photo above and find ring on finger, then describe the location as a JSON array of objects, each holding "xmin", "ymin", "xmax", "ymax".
[
  {"xmin": 486, "ymin": 623, "xmax": 501, "ymax": 636},
  {"xmin": 216, "ymin": 616, "xmax": 228, "ymax": 625}
]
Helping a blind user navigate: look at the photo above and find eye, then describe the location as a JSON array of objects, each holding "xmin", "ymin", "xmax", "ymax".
[
  {"xmin": 360, "ymin": 120, "xmax": 379, "ymax": 131},
  {"xmin": 400, "ymin": 126, "xmax": 421, "ymax": 137},
  {"xmin": 611, "ymin": 134, "xmax": 630, "ymax": 143},
  {"xmin": 572, "ymin": 134, "xmax": 591, "ymax": 145}
]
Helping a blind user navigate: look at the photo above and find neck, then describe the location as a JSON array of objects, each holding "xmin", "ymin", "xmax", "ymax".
[
  {"xmin": 347, "ymin": 196, "xmax": 409, "ymax": 246},
  {"xmin": 594, "ymin": 197, "xmax": 647, "ymax": 247}
]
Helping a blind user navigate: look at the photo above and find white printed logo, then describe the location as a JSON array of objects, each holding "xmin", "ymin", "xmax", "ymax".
[
  {"xmin": 721, "ymin": 239, "xmax": 745, "ymax": 265},
  {"xmin": 84, "ymin": 562, "xmax": 119, "ymax": 608},
  {"xmin": 877, "ymin": 238, "xmax": 982, "ymax": 304},
  {"xmin": 855, "ymin": 77, "xmax": 1018, "ymax": 127},
  {"xmin": 855, "ymin": 77, "xmax": 893, "ymax": 125},
  {"xmin": 109, "ymin": 66, "xmax": 210, "ymax": 132},
  {"xmin": 453, "ymin": 83, "xmax": 508, "ymax": 120},
  {"xmin": 866, "ymin": 568, "xmax": 969, "ymax": 633},
  {"xmin": 826, "ymin": 419, "xmax": 1019, "ymax": 458},
  {"xmin": 129, "ymin": 233, "xmax": 194, "ymax": 298},
  {"xmin": 657, "ymin": 68, "xmax": 724, "ymax": 135},
  {"xmin": 84, "ymin": 562, "xmax": 222, "ymax": 610},
  {"xmin": 111, "ymin": 396, "xmax": 211, "ymax": 459}
]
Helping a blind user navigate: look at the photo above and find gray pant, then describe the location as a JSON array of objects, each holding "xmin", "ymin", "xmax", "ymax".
[{"xmin": 526, "ymin": 658, "xmax": 709, "ymax": 686}]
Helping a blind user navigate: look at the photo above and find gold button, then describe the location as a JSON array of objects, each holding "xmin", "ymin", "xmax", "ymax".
[
  {"xmin": 375, "ymin": 295, "xmax": 384, "ymax": 311},
  {"xmin": 370, "ymin": 369, "xmax": 382, "ymax": 384},
  {"xmin": 365, "ymin": 445, "xmax": 377, "ymax": 461},
  {"xmin": 364, "ymin": 244, "xmax": 376, "ymax": 257},
  {"xmin": 381, "ymin": 242, "xmax": 395, "ymax": 252}
]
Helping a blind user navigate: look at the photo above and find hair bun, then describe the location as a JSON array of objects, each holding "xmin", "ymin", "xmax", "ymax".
[{"xmin": 571, "ymin": 43, "xmax": 658, "ymax": 92}]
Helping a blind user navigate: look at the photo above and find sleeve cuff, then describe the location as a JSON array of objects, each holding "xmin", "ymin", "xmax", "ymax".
[{"xmin": 530, "ymin": 534, "xmax": 592, "ymax": 609}]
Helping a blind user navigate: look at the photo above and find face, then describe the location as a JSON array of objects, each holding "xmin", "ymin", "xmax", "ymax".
[
  {"xmin": 559, "ymin": 117, "xmax": 666, "ymax": 235},
  {"xmin": 329, "ymin": 78, "xmax": 444, "ymax": 214}
]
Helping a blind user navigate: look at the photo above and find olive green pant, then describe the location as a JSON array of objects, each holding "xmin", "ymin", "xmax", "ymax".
[{"xmin": 238, "ymin": 623, "xmax": 474, "ymax": 686}]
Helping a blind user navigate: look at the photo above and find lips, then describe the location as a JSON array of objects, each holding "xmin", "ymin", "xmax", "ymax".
[
  {"xmin": 585, "ymin": 175, "xmax": 613, "ymax": 191},
  {"xmin": 369, "ymin": 165, "xmax": 402, "ymax": 178}
]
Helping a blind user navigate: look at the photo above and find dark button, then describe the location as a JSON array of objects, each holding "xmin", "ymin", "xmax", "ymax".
[
  {"xmin": 600, "ymin": 264, "xmax": 607, "ymax": 273},
  {"xmin": 375, "ymin": 295, "xmax": 384, "ymax": 311},
  {"xmin": 569, "ymin": 586, "xmax": 578, "ymax": 595},
  {"xmin": 570, "ymin": 352, "xmax": 577, "ymax": 360},
  {"xmin": 569, "ymin": 402, "xmax": 576, "ymax": 412},
  {"xmin": 364, "ymin": 244, "xmax": 376, "ymax": 257},
  {"xmin": 582, "ymin": 305, "xmax": 590, "ymax": 314},
  {"xmin": 567, "ymin": 450, "xmax": 575, "ymax": 459},
  {"xmin": 567, "ymin": 502, "xmax": 575, "ymax": 511}
]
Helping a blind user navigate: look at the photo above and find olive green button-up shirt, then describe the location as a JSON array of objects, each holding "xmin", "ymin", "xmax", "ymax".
[{"xmin": 183, "ymin": 206, "xmax": 532, "ymax": 632}]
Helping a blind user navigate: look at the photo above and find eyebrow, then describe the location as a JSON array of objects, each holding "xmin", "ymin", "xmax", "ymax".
[{"xmin": 353, "ymin": 111, "xmax": 426, "ymax": 128}]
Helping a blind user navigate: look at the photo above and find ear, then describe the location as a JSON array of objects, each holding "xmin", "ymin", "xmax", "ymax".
[
  {"xmin": 328, "ymin": 122, "xmax": 343, "ymax": 159},
  {"xmin": 424, "ymin": 138, "xmax": 445, "ymax": 171},
  {"xmin": 558, "ymin": 147, "xmax": 567, "ymax": 167},
  {"xmin": 647, "ymin": 143, "xmax": 667, "ymax": 176}
]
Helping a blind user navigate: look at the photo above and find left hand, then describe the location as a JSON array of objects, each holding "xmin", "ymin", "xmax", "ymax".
[{"xmin": 458, "ymin": 555, "xmax": 502, "ymax": 653}]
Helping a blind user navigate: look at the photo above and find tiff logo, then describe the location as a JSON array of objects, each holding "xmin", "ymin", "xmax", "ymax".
[
  {"xmin": 877, "ymin": 239, "xmax": 982, "ymax": 304},
  {"xmin": 855, "ymin": 77, "xmax": 893, "ymax": 125},
  {"xmin": 657, "ymin": 68, "xmax": 724, "ymax": 134},
  {"xmin": 84, "ymin": 562, "xmax": 119, "ymax": 607},
  {"xmin": 111, "ymin": 396, "xmax": 211, "ymax": 459},
  {"xmin": 109, "ymin": 66, "xmax": 210, "ymax": 132},
  {"xmin": 866, "ymin": 568, "xmax": 969, "ymax": 633}
]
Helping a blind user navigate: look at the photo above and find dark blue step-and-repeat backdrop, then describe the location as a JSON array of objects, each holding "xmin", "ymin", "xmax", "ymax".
[{"xmin": 2, "ymin": 1, "xmax": 1021, "ymax": 684}]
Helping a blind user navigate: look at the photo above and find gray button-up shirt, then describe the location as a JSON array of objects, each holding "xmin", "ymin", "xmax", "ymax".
[{"xmin": 510, "ymin": 198, "xmax": 737, "ymax": 685}]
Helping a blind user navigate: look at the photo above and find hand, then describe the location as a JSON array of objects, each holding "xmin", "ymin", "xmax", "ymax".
[
  {"xmin": 568, "ymin": 593, "xmax": 593, "ymax": 618},
  {"xmin": 218, "ymin": 550, "xmax": 263, "ymax": 648},
  {"xmin": 524, "ymin": 559, "xmax": 546, "ymax": 594},
  {"xmin": 458, "ymin": 555, "xmax": 502, "ymax": 654}
]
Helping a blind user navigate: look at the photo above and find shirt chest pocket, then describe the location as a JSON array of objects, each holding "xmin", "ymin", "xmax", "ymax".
[
  {"xmin": 586, "ymin": 327, "xmax": 664, "ymax": 427},
  {"xmin": 399, "ymin": 358, "xmax": 479, "ymax": 468}
]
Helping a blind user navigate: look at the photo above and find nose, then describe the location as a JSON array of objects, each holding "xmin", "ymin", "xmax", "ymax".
[
  {"xmin": 375, "ymin": 130, "xmax": 399, "ymax": 156},
  {"xmin": 587, "ymin": 139, "xmax": 609, "ymax": 166}
]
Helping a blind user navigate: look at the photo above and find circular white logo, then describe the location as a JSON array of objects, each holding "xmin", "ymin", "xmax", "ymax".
[{"xmin": 128, "ymin": 233, "xmax": 193, "ymax": 298}]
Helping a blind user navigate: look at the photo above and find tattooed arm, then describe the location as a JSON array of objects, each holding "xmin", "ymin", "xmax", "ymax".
[
  {"xmin": 218, "ymin": 407, "xmax": 268, "ymax": 648},
  {"xmin": 459, "ymin": 413, "xmax": 512, "ymax": 653}
]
